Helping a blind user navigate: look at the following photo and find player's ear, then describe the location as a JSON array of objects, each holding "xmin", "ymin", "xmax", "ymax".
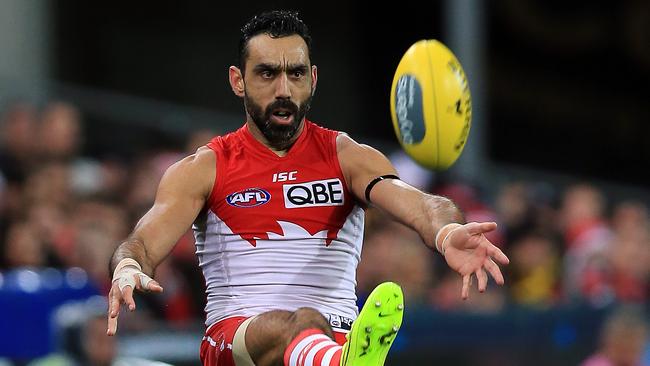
[
  {"xmin": 310, "ymin": 65, "xmax": 318, "ymax": 96},
  {"xmin": 229, "ymin": 66, "xmax": 245, "ymax": 97}
]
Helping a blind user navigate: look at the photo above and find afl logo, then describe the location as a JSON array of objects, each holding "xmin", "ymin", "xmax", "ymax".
[{"xmin": 226, "ymin": 188, "xmax": 271, "ymax": 208}]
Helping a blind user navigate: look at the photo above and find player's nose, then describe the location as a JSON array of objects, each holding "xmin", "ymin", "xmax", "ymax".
[{"xmin": 274, "ymin": 73, "xmax": 291, "ymax": 99}]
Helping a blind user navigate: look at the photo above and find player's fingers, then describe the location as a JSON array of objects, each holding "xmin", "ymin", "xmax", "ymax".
[
  {"xmin": 134, "ymin": 272, "xmax": 163, "ymax": 293},
  {"xmin": 107, "ymin": 286, "xmax": 121, "ymax": 336},
  {"xmin": 146, "ymin": 279, "xmax": 164, "ymax": 293},
  {"xmin": 122, "ymin": 285, "xmax": 136, "ymax": 311},
  {"xmin": 464, "ymin": 222, "xmax": 497, "ymax": 235},
  {"xmin": 485, "ymin": 258, "xmax": 505, "ymax": 285},
  {"xmin": 108, "ymin": 286, "xmax": 122, "ymax": 318},
  {"xmin": 476, "ymin": 268, "xmax": 488, "ymax": 293},
  {"xmin": 487, "ymin": 245, "xmax": 510, "ymax": 265},
  {"xmin": 461, "ymin": 274, "xmax": 470, "ymax": 300},
  {"xmin": 107, "ymin": 313, "xmax": 118, "ymax": 336}
]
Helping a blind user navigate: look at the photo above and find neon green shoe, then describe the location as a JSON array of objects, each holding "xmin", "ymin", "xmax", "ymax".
[{"xmin": 340, "ymin": 282, "xmax": 404, "ymax": 366}]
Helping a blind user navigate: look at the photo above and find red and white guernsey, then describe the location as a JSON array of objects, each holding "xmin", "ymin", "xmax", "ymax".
[{"xmin": 193, "ymin": 120, "xmax": 364, "ymax": 329}]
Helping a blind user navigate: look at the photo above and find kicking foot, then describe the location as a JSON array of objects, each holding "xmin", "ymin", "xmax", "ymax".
[{"xmin": 340, "ymin": 282, "xmax": 404, "ymax": 366}]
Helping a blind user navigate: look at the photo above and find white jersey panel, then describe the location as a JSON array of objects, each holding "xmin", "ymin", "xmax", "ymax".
[{"xmin": 193, "ymin": 205, "xmax": 365, "ymax": 327}]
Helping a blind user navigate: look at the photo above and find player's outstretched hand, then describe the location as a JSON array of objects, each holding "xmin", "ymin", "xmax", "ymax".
[
  {"xmin": 107, "ymin": 259, "xmax": 163, "ymax": 336},
  {"xmin": 438, "ymin": 222, "xmax": 509, "ymax": 300}
]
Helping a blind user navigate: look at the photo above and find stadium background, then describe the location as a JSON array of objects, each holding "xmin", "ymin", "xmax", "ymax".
[{"xmin": 1, "ymin": 1, "xmax": 649, "ymax": 365}]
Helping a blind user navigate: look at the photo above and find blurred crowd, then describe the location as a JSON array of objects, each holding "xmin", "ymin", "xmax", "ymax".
[
  {"xmin": 360, "ymin": 166, "xmax": 650, "ymax": 313},
  {"xmin": 0, "ymin": 100, "xmax": 649, "ymax": 364},
  {"xmin": 0, "ymin": 100, "xmax": 213, "ymax": 328}
]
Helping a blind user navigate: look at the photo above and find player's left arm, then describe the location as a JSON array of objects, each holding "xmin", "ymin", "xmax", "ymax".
[{"xmin": 337, "ymin": 134, "xmax": 509, "ymax": 299}]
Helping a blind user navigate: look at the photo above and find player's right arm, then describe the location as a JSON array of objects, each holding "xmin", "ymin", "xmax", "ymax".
[
  {"xmin": 107, "ymin": 146, "xmax": 216, "ymax": 336},
  {"xmin": 337, "ymin": 134, "xmax": 508, "ymax": 299}
]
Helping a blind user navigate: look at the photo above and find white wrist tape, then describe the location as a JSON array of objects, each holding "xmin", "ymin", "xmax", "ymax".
[
  {"xmin": 112, "ymin": 258, "xmax": 154, "ymax": 292},
  {"xmin": 435, "ymin": 223, "xmax": 462, "ymax": 256}
]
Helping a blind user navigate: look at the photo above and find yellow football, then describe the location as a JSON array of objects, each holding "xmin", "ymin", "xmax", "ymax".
[{"xmin": 390, "ymin": 39, "xmax": 472, "ymax": 171}]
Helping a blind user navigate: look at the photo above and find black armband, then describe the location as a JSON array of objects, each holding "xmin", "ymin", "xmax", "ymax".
[{"xmin": 364, "ymin": 174, "xmax": 401, "ymax": 204}]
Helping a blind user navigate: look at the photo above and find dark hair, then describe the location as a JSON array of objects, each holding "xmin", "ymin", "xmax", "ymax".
[{"xmin": 238, "ymin": 10, "xmax": 312, "ymax": 71}]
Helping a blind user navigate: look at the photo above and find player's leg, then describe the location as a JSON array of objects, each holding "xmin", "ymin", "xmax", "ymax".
[
  {"xmin": 240, "ymin": 282, "xmax": 404, "ymax": 366},
  {"xmin": 243, "ymin": 307, "xmax": 336, "ymax": 366}
]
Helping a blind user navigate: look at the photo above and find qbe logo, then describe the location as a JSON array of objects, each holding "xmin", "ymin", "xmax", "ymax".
[
  {"xmin": 283, "ymin": 178, "xmax": 344, "ymax": 208},
  {"xmin": 226, "ymin": 188, "xmax": 271, "ymax": 208}
]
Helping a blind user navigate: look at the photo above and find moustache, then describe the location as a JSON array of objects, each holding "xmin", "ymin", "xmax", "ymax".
[{"xmin": 265, "ymin": 99, "xmax": 299, "ymax": 117}]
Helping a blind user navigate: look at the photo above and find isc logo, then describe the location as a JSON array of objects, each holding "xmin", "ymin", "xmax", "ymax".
[
  {"xmin": 283, "ymin": 179, "xmax": 344, "ymax": 208},
  {"xmin": 226, "ymin": 188, "xmax": 271, "ymax": 208}
]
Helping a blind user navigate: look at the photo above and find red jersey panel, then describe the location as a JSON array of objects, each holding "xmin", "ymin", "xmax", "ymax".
[
  {"xmin": 194, "ymin": 120, "xmax": 365, "ymax": 328},
  {"xmin": 206, "ymin": 120, "xmax": 355, "ymax": 246}
]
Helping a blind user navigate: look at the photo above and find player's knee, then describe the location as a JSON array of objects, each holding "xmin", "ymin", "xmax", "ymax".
[
  {"xmin": 290, "ymin": 307, "xmax": 332, "ymax": 338},
  {"xmin": 245, "ymin": 308, "xmax": 333, "ymax": 366}
]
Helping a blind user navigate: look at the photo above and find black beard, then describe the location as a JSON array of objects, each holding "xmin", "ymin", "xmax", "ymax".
[{"xmin": 244, "ymin": 94, "xmax": 312, "ymax": 150}]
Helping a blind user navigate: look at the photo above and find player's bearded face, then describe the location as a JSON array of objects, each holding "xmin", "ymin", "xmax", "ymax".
[{"xmin": 244, "ymin": 92, "xmax": 312, "ymax": 148}]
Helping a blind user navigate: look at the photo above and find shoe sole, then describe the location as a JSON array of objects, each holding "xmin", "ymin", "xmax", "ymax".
[{"xmin": 340, "ymin": 282, "xmax": 404, "ymax": 366}]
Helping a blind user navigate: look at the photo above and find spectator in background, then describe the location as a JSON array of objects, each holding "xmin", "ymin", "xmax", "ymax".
[
  {"xmin": 495, "ymin": 182, "xmax": 535, "ymax": 241},
  {"xmin": 494, "ymin": 181, "xmax": 560, "ymax": 243},
  {"xmin": 580, "ymin": 305, "xmax": 648, "ymax": 366},
  {"xmin": 0, "ymin": 100, "xmax": 38, "ymax": 183},
  {"xmin": 0, "ymin": 101, "xmax": 38, "ymax": 234},
  {"xmin": 577, "ymin": 200, "xmax": 650, "ymax": 305},
  {"xmin": 583, "ymin": 201, "xmax": 650, "ymax": 303},
  {"xmin": 560, "ymin": 184, "xmax": 614, "ymax": 304},
  {"xmin": 2, "ymin": 220, "xmax": 46, "ymax": 269},
  {"xmin": 508, "ymin": 231, "xmax": 561, "ymax": 307},
  {"xmin": 27, "ymin": 203, "xmax": 68, "ymax": 264},
  {"xmin": 22, "ymin": 161, "xmax": 71, "ymax": 209},
  {"xmin": 38, "ymin": 101, "xmax": 82, "ymax": 161},
  {"xmin": 611, "ymin": 201, "xmax": 649, "ymax": 242},
  {"xmin": 37, "ymin": 100, "xmax": 110, "ymax": 197}
]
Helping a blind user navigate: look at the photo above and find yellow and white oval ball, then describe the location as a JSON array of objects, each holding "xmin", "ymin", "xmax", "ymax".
[{"xmin": 390, "ymin": 39, "xmax": 472, "ymax": 171}]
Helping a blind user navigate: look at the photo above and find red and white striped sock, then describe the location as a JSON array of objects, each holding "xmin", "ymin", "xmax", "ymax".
[{"xmin": 283, "ymin": 328, "xmax": 342, "ymax": 366}]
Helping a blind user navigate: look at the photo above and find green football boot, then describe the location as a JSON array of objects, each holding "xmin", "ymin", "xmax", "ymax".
[{"xmin": 340, "ymin": 282, "xmax": 404, "ymax": 366}]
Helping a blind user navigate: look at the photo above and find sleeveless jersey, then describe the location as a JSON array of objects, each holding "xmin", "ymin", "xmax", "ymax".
[{"xmin": 193, "ymin": 120, "xmax": 365, "ymax": 327}]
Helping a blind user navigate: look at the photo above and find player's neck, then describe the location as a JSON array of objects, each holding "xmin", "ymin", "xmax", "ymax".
[{"xmin": 246, "ymin": 120, "xmax": 304, "ymax": 157}]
